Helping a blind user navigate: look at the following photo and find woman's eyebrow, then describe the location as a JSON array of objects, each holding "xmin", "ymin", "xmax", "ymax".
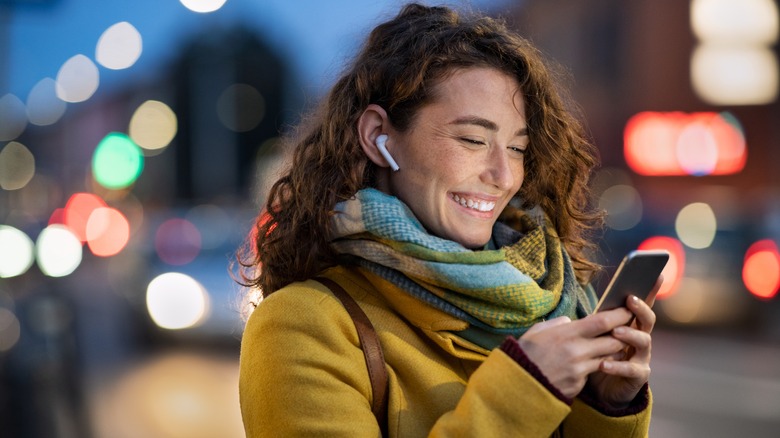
[
  {"xmin": 449, "ymin": 116, "xmax": 528, "ymax": 136},
  {"xmin": 449, "ymin": 116, "xmax": 498, "ymax": 131}
]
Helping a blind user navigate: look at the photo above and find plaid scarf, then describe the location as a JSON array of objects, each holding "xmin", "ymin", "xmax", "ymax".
[{"xmin": 330, "ymin": 188, "xmax": 594, "ymax": 341}]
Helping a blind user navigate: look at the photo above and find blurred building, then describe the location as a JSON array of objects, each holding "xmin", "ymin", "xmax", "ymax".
[{"xmin": 508, "ymin": 0, "xmax": 780, "ymax": 335}]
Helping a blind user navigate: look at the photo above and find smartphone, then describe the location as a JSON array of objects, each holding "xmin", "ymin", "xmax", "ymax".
[{"xmin": 594, "ymin": 250, "xmax": 670, "ymax": 312}]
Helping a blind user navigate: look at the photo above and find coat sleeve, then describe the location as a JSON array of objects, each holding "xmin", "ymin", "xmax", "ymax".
[
  {"xmin": 429, "ymin": 348, "xmax": 572, "ymax": 436},
  {"xmin": 428, "ymin": 348, "xmax": 652, "ymax": 437},
  {"xmin": 561, "ymin": 391, "xmax": 653, "ymax": 438}
]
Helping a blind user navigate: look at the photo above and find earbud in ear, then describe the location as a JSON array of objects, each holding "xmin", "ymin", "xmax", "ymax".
[{"xmin": 376, "ymin": 134, "xmax": 400, "ymax": 171}]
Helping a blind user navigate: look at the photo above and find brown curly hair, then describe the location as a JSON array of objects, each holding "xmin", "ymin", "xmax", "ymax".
[{"xmin": 238, "ymin": 3, "xmax": 604, "ymax": 299}]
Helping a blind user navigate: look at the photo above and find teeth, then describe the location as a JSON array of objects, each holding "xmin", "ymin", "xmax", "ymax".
[{"xmin": 452, "ymin": 194, "xmax": 496, "ymax": 212}]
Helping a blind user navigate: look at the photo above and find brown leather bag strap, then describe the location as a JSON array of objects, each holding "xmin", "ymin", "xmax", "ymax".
[{"xmin": 316, "ymin": 277, "xmax": 388, "ymax": 436}]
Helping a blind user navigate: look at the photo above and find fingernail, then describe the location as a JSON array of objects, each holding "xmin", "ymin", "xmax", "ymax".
[
  {"xmin": 602, "ymin": 361, "xmax": 613, "ymax": 370},
  {"xmin": 631, "ymin": 295, "xmax": 640, "ymax": 304},
  {"xmin": 614, "ymin": 326, "xmax": 627, "ymax": 335}
]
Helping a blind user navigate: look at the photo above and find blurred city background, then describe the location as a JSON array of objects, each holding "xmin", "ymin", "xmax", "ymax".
[{"xmin": 1, "ymin": 0, "xmax": 779, "ymax": 437}]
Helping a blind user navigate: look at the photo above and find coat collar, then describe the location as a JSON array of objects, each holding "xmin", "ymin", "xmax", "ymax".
[{"xmin": 326, "ymin": 265, "xmax": 493, "ymax": 359}]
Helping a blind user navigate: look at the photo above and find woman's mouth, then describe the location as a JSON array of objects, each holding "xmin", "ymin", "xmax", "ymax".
[{"xmin": 451, "ymin": 194, "xmax": 496, "ymax": 212}]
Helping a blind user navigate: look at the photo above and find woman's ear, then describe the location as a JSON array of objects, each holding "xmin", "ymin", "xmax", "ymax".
[{"xmin": 357, "ymin": 104, "xmax": 397, "ymax": 169}]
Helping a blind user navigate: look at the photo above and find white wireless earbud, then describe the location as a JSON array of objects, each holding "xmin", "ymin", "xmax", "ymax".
[{"xmin": 375, "ymin": 134, "xmax": 400, "ymax": 171}]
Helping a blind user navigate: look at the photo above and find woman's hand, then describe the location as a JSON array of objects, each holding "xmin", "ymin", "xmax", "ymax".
[
  {"xmin": 518, "ymin": 307, "xmax": 635, "ymax": 399},
  {"xmin": 584, "ymin": 277, "xmax": 662, "ymax": 408}
]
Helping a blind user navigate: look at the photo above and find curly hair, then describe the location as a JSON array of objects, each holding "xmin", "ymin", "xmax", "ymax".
[{"xmin": 238, "ymin": 3, "xmax": 604, "ymax": 299}]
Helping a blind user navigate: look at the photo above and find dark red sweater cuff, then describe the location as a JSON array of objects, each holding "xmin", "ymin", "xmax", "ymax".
[
  {"xmin": 499, "ymin": 336, "xmax": 573, "ymax": 405},
  {"xmin": 578, "ymin": 381, "xmax": 650, "ymax": 417}
]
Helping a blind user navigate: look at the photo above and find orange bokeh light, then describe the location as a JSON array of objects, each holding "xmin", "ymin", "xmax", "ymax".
[
  {"xmin": 638, "ymin": 236, "xmax": 686, "ymax": 299},
  {"xmin": 64, "ymin": 193, "xmax": 108, "ymax": 242},
  {"xmin": 86, "ymin": 207, "xmax": 130, "ymax": 257},
  {"xmin": 743, "ymin": 240, "xmax": 780, "ymax": 300},
  {"xmin": 624, "ymin": 112, "xmax": 746, "ymax": 176}
]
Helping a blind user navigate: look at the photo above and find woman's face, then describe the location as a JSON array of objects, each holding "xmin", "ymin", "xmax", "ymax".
[{"xmin": 385, "ymin": 67, "xmax": 528, "ymax": 248}]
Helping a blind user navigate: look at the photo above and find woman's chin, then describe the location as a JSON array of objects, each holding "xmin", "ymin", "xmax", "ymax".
[{"xmin": 454, "ymin": 234, "xmax": 492, "ymax": 250}]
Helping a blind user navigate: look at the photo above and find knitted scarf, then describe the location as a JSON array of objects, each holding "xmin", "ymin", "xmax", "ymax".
[{"xmin": 330, "ymin": 188, "xmax": 594, "ymax": 343}]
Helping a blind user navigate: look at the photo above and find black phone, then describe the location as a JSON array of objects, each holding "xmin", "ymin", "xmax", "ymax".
[{"xmin": 594, "ymin": 250, "xmax": 670, "ymax": 312}]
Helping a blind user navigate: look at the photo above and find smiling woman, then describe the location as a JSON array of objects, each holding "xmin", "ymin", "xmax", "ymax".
[
  {"xmin": 237, "ymin": 3, "xmax": 658, "ymax": 437},
  {"xmin": 358, "ymin": 67, "xmax": 528, "ymax": 248}
]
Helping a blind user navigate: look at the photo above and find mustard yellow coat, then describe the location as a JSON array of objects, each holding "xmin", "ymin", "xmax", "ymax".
[{"xmin": 239, "ymin": 265, "xmax": 652, "ymax": 437}]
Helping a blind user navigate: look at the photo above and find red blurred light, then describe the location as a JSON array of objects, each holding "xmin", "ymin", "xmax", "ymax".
[
  {"xmin": 624, "ymin": 112, "xmax": 746, "ymax": 176},
  {"xmin": 64, "ymin": 193, "xmax": 107, "ymax": 242},
  {"xmin": 48, "ymin": 208, "xmax": 66, "ymax": 225},
  {"xmin": 743, "ymin": 240, "xmax": 780, "ymax": 300},
  {"xmin": 638, "ymin": 236, "xmax": 686, "ymax": 299},
  {"xmin": 86, "ymin": 207, "xmax": 130, "ymax": 257}
]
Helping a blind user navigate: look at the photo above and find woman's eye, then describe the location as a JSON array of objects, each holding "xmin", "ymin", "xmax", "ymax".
[
  {"xmin": 508, "ymin": 146, "xmax": 526, "ymax": 157},
  {"xmin": 460, "ymin": 137, "xmax": 486, "ymax": 146}
]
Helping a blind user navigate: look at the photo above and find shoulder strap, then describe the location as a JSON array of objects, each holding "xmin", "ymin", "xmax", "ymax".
[{"xmin": 316, "ymin": 276, "xmax": 389, "ymax": 436}]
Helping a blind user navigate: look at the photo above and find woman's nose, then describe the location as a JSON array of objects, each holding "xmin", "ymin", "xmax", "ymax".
[{"xmin": 481, "ymin": 146, "xmax": 518, "ymax": 191}]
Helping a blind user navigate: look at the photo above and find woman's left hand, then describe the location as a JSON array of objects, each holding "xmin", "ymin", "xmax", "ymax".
[{"xmin": 584, "ymin": 277, "xmax": 661, "ymax": 408}]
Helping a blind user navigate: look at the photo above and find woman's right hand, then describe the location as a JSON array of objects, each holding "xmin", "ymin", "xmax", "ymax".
[{"xmin": 517, "ymin": 308, "xmax": 634, "ymax": 399}]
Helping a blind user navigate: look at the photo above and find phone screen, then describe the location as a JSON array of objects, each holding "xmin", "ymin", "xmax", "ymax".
[{"xmin": 595, "ymin": 250, "xmax": 669, "ymax": 312}]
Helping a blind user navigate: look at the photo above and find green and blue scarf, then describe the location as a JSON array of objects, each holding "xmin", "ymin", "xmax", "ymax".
[{"xmin": 330, "ymin": 188, "xmax": 595, "ymax": 345}]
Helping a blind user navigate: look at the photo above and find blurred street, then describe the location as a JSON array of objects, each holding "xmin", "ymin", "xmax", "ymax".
[
  {"xmin": 75, "ymin": 326, "xmax": 780, "ymax": 438},
  {"xmin": 651, "ymin": 329, "xmax": 780, "ymax": 437}
]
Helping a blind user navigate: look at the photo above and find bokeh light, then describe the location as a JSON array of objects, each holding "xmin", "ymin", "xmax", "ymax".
[
  {"xmin": 56, "ymin": 54, "xmax": 100, "ymax": 103},
  {"xmin": 639, "ymin": 236, "xmax": 686, "ymax": 299},
  {"xmin": 0, "ymin": 308, "xmax": 21, "ymax": 352},
  {"xmin": 129, "ymin": 100, "xmax": 178, "ymax": 152},
  {"xmin": 661, "ymin": 277, "xmax": 707, "ymax": 324},
  {"xmin": 743, "ymin": 239, "xmax": 780, "ymax": 300},
  {"xmin": 36, "ymin": 225, "xmax": 83, "ymax": 277},
  {"xmin": 92, "ymin": 132, "xmax": 144, "ymax": 189},
  {"xmin": 598, "ymin": 184, "xmax": 643, "ymax": 230},
  {"xmin": 675, "ymin": 202, "xmax": 718, "ymax": 249},
  {"xmin": 26, "ymin": 78, "xmax": 67, "ymax": 126},
  {"xmin": 691, "ymin": 0, "xmax": 779, "ymax": 44},
  {"xmin": 0, "ymin": 141, "xmax": 35, "ymax": 190},
  {"xmin": 624, "ymin": 112, "xmax": 746, "ymax": 176},
  {"xmin": 0, "ymin": 226, "xmax": 35, "ymax": 278},
  {"xmin": 155, "ymin": 219, "xmax": 202, "ymax": 265},
  {"xmin": 691, "ymin": 45, "xmax": 778, "ymax": 106},
  {"xmin": 180, "ymin": 0, "xmax": 228, "ymax": 13},
  {"xmin": 86, "ymin": 207, "xmax": 131, "ymax": 257},
  {"xmin": 0, "ymin": 93, "xmax": 28, "ymax": 141},
  {"xmin": 676, "ymin": 121, "xmax": 718, "ymax": 175},
  {"xmin": 96, "ymin": 22, "xmax": 143, "ymax": 70},
  {"xmin": 91, "ymin": 352, "xmax": 244, "ymax": 438},
  {"xmin": 146, "ymin": 273, "xmax": 209, "ymax": 330},
  {"xmin": 64, "ymin": 192, "xmax": 108, "ymax": 242},
  {"xmin": 691, "ymin": 0, "xmax": 779, "ymax": 105},
  {"xmin": 49, "ymin": 208, "xmax": 66, "ymax": 226},
  {"xmin": 216, "ymin": 83, "xmax": 265, "ymax": 132}
]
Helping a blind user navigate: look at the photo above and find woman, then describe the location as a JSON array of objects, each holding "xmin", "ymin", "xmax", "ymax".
[{"xmin": 239, "ymin": 3, "xmax": 656, "ymax": 437}]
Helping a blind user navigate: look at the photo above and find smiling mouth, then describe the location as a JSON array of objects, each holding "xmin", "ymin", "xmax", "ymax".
[{"xmin": 451, "ymin": 194, "xmax": 496, "ymax": 212}]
